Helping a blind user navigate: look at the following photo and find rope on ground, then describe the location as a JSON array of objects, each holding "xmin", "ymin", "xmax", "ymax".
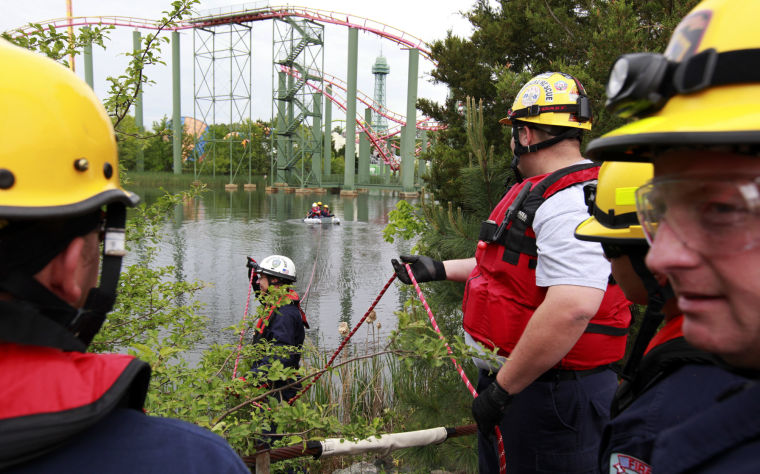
[
  {"xmin": 241, "ymin": 424, "xmax": 478, "ymax": 465},
  {"xmin": 404, "ymin": 263, "xmax": 507, "ymax": 474},
  {"xmin": 288, "ymin": 273, "xmax": 397, "ymax": 404}
]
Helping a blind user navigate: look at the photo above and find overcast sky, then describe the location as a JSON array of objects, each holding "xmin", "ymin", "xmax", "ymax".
[{"xmin": 1, "ymin": 0, "xmax": 479, "ymax": 128}]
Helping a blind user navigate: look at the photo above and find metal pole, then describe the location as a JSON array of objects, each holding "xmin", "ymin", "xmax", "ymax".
[
  {"xmin": 323, "ymin": 84, "xmax": 332, "ymax": 178},
  {"xmin": 172, "ymin": 31, "xmax": 182, "ymax": 175},
  {"xmin": 358, "ymin": 107, "xmax": 371, "ymax": 185},
  {"xmin": 312, "ymin": 92, "xmax": 322, "ymax": 186},
  {"xmin": 343, "ymin": 28, "xmax": 358, "ymax": 191},
  {"xmin": 83, "ymin": 28, "xmax": 93, "ymax": 89},
  {"xmin": 401, "ymin": 48, "xmax": 419, "ymax": 192},
  {"xmin": 133, "ymin": 30, "xmax": 144, "ymax": 172}
]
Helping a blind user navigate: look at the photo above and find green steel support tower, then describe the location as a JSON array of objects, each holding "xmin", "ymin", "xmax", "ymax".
[{"xmin": 272, "ymin": 17, "xmax": 324, "ymax": 187}]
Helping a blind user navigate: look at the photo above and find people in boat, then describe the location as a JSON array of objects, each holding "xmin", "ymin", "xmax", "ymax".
[
  {"xmin": 320, "ymin": 204, "xmax": 333, "ymax": 217},
  {"xmin": 307, "ymin": 202, "xmax": 320, "ymax": 218}
]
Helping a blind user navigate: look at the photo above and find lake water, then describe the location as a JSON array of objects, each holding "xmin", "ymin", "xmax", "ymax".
[{"xmin": 129, "ymin": 182, "xmax": 416, "ymax": 354}]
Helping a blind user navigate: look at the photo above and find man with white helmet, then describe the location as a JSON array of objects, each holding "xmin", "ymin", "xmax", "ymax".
[
  {"xmin": 587, "ymin": 0, "xmax": 760, "ymax": 469},
  {"xmin": 247, "ymin": 255, "xmax": 309, "ymax": 403},
  {"xmin": 0, "ymin": 40, "xmax": 248, "ymax": 472},
  {"xmin": 393, "ymin": 72, "xmax": 631, "ymax": 472}
]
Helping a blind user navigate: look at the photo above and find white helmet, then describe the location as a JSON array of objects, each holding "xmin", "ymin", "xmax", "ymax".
[{"xmin": 258, "ymin": 255, "xmax": 297, "ymax": 282}]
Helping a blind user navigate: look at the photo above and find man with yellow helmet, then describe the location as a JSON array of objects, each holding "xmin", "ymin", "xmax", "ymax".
[
  {"xmin": 394, "ymin": 72, "xmax": 631, "ymax": 472},
  {"xmin": 587, "ymin": 0, "xmax": 760, "ymax": 470},
  {"xmin": 575, "ymin": 162, "xmax": 747, "ymax": 473},
  {"xmin": 0, "ymin": 41, "xmax": 248, "ymax": 472}
]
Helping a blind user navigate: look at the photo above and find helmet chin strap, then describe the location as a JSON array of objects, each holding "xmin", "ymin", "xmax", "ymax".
[
  {"xmin": 511, "ymin": 124, "xmax": 583, "ymax": 183},
  {"xmin": 0, "ymin": 203, "xmax": 127, "ymax": 349},
  {"xmin": 69, "ymin": 203, "xmax": 127, "ymax": 346},
  {"xmin": 620, "ymin": 248, "xmax": 675, "ymax": 379}
]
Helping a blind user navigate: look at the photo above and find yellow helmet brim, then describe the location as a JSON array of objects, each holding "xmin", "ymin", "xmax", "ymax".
[{"xmin": 574, "ymin": 215, "xmax": 646, "ymax": 244}]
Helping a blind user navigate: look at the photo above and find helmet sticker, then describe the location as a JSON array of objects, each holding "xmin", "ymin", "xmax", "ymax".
[
  {"xmin": 554, "ymin": 80, "xmax": 568, "ymax": 91},
  {"xmin": 521, "ymin": 85, "xmax": 542, "ymax": 107},
  {"xmin": 537, "ymin": 80, "xmax": 554, "ymax": 102},
  {"xmin": 665, "ymin": 10, "xmax": 712, "ymax": 62}
]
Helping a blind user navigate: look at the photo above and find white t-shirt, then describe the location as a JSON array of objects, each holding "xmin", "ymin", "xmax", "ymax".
[{"xmin": 533, "ymin": 162, "xmax": 610, "ymax": 291}]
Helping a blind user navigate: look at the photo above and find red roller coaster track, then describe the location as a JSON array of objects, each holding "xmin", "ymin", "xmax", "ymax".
[
  {"xmin": 10, "ymin": 5, "xmax": 434, "ymax": 61},
  {"xmin": 10, "ymin": 5, "xmax": 445, "ymax": 170}
]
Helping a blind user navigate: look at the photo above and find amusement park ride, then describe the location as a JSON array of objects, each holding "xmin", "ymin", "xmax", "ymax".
[{"xmin": 10, "ymin": 4, "xmax": 447, "ymax": 195}]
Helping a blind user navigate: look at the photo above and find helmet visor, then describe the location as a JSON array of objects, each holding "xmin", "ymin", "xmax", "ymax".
[{"xmin": 636, "ymin": 176, "xmax": 760, "ymax": 255}]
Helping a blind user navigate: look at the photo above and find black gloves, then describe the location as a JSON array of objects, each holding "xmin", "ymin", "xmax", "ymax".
[
  {"xmin": 391, "ymin": 255, "xmax": 447, "ymax": 284},
  {"xmin": 472, "ymin": 381, "xmax": 513, "ymax": 438}
]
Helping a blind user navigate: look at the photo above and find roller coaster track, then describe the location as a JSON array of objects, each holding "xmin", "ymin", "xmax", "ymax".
[
  {"xmin": 10, "ymin": 4, "xmax": 434, "ymax": 61},
  {"xmin": 281, "ymin": 65, "xmax": 442, "ymax": 170},
  {"xmin": 11, "ymin": 5, "xmax": 443, "ymax": 171}
]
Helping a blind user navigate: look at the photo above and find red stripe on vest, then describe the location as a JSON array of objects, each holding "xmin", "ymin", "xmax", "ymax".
[
  {"xmin": 0, "ymin": 343, "xmax": 135, "ymax": 419},
  {"xmin": 644, "ymin": 315, "xmax": 684, "ymax": 355}
]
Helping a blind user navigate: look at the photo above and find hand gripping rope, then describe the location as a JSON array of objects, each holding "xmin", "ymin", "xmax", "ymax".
[{"xmin": 404, "ymin": 263, "xmax": 507, "ymax": 474}]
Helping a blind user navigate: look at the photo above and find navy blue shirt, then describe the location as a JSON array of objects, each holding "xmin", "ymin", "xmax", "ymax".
[
  {"xmin": 251, "ymin": 300, "xmax": 306, "ymax": 373},
  {"xmin": 8, "ymin": 408, "xmax": 249, "ymax": 473},
  {"xmin": 602, "ymin": 362, "xmax": 747, "ymax": 473},
  {"xmin": 651, "ymin": 379, "xmax": 760, "ymax": 473}
]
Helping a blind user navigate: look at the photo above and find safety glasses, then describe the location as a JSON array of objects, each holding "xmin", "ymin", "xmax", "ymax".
[{"xmin": 635, "ymin": 176, "xmax": 760, "ymax": 255}]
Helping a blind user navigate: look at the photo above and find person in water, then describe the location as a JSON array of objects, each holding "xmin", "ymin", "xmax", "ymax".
[{"xmin": 306, "ymin": 203, "xmax": 320, "ymax": 218}]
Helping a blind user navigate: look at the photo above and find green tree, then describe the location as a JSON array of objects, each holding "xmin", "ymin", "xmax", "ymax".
[{"xmin": 420, "ymin": 0, "xmax": 699, "ymax": 204}]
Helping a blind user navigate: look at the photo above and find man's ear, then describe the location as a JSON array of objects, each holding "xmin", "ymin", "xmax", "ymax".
[
  {"xmin": 36, "ymin": 236, "xmax": 87, "ymax": 306},
  {"xmin": 518, "ymin": 126, "xmax": 533, "ymax": 147}
]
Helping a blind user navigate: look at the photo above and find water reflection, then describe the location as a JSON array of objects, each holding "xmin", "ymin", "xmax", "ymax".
[{"xmin": 128, "ymin": 184, "xmax": 414, "ymax": 355}]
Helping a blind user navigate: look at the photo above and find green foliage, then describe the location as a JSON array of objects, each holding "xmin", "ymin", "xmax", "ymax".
[
  {"xmin": 421, "ymin": 0, "xmax": 700, "ymax": 202},
  {"xmin": 1, "ymin": 23, "xmax": 114, "ymax": 68},
  {"xmin": 383, "ymin": 200, "xmax": 425, "ymax": 244},
  {"xmin": 104, "ymin": 1, "xmax": 199, "ymax": 130}
]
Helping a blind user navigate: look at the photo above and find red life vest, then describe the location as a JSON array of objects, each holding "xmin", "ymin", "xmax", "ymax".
[
  {"xmin": 254, "ymin": 290, "xmax": 309, "ymax": 335},
  {"xmin": 462, "ymin": 163, "xmax": 631, "ymax": 370},
  {"xmin": 644, "ymin": 315, "xmax": 684, "ymax": 355},
  {"xmin": 0, "ymin": 343, "xmax": 150, "ymax": 468}
]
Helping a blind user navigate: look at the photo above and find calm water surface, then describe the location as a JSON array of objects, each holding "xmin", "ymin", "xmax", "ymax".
[{"xmin": 130, "ymin": 183, "xmax": 415, "ymax": 355}]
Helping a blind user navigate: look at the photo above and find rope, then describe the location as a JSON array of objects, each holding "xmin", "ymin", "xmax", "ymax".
[
  {"xmin": 404, "ymin": 264, "xmax": 507, "ymax": 474},
  {"xmin": 288, "ymin": 273, "xmax": 397, "ymax": 404},
  {"xmin": 232, "ymin": 268, "xmax": 257, "ymax": 379},
  {"xmin": 300, "ymin": 224, "xmax": 323, "ymax": 307}
]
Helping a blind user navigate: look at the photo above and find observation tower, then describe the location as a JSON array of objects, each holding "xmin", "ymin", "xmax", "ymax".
[{"xmin": 371, "ymin": 55, "xmax": 390, "ymax": 134}]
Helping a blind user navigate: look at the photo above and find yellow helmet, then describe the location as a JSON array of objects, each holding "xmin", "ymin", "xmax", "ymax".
[
  {"xmin": 500, "ymin": 72, "xmax": 592, "ymax": 130},
  {"xmin": 588, "ymin": 0, "xmax": 760, "ymax": 161},
  {"xmin": 317, "ymin": 201, "xmax": 322, "ymax": 206},
  {"xmin": 0, "ymin": 40, "xmax": 138, "ymax": 219},
  {"xmin": 575, "ymin": 161, "xmax": 653, "ymax": 244}
]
